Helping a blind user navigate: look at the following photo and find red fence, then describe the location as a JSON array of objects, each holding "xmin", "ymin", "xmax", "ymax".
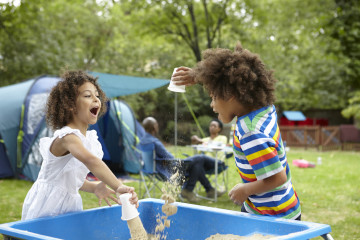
[{"xmin": 280, "ymin": 125, "xmax": 360, "ymax": 151}]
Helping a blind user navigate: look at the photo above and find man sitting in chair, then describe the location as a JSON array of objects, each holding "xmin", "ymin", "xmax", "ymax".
[{"xmin": 140, "ymin": 117, "xmax": 226, "ymax": 203}]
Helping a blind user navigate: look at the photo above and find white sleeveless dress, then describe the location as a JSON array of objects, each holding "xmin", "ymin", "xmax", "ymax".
[{"xmin": 22, "ymin": 126, "xmax": 104, "ymax": 220}]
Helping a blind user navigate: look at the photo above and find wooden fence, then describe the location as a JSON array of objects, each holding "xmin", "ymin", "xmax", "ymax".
[{"xmin": 280, "ymin": 126, "xmax": 360, "ymax": 151}]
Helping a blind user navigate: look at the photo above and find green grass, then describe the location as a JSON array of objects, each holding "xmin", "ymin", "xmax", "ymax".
[{"xmin": 0, "ymin": 147, "xmax": 359, "ymax": 239}]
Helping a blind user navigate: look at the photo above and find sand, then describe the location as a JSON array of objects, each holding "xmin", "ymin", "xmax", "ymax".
[
  {"xmin": 205, "ymin": 233, "xmax": 275, "ymax": 240},
  {"xmin": 152, "ymin": 168, "xmax": 183, "ymax": 240},
  {"xmin": 127, "ymin": 163, "xmax": 274, "ymax": 240},
  {"xmin": 161, "ymin": 194, "xmax": 177, "ymax": 216},
  {"xmin": 152, "ymin": 192, "xmax": 178, "ymax": 239},
  {"xmin": 127, "ymin": 216, "xmax": 148, "ymax": 240},
  {"xmin": 124, "ymin": 167, "xmax": 182, "ymax": 240}
]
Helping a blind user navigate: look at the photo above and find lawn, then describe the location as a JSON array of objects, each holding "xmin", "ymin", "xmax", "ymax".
[{"xmin": 0, "ymin": 147, "xmax": 359, "ymax": 239}]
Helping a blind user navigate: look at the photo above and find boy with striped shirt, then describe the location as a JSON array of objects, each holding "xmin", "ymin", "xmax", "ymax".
[{"xmin": 171, "ymin": 42, "xmax": 301, "ymax": 220}]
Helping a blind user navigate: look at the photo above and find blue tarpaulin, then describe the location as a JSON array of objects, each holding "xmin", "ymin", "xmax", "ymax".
[
  {"xmin": 283, "ymin": 111, "xmax": 306, "ymax": 121},
  {"xmin": 89, "ymin": 72, "xmax": 169, "ymax": 98}
]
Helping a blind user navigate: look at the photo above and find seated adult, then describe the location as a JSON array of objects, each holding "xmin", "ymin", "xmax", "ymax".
[
  {"xmin": 191, "ymin": 119, "xmax": 228, "ymax": 158},
  {"xmin": 192, "ymin": 119, "xmax": 227, "ymax": 145},
  {"xmin": 140, "ymin": 117, "xmax": 225, "ymax": 203}
]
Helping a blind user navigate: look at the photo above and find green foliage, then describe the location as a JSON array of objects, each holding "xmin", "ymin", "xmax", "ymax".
[
  {"xmin": 160, "ymin": 114, "xmax": 212, "ymax": 146},
  {"xmin": 0, "ymin": 0, "xmax": 359, "ymax": 124},
  {"xmin": 342, "ymin": 91, "xmax": 360, "ymax": 127},
  {"xmin": 119, "ymin": 0, "xmax": 233, "ymax": 61},
  {"xmin": 0, "ymin": 0, "xmax": 116, "ymax": 85},
  {"xmin": 231, "ymin": 0, "xmax": 347, "ymax": 110},
  {"xmin": 195, "ymin": 115, "xmax": 213, "ymax": 135},
  {"xmin": 328, "ymin": 0, "xmax": 360, "ymax": 90}
]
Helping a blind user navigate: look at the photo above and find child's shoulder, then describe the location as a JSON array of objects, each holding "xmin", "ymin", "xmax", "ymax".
[
  {"xmin": 240, "ymin": 105, "xmax": 274, "ymax": 120},
  {"xmin": 54, "ymin": 126, "xmax": 85, "ymax": 140},
  {"xmin": 236, "ymin": 105, "xmax": 276, "ymax": 136}
]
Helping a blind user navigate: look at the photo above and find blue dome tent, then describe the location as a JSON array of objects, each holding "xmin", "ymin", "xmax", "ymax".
[
  {"xmin": 95, "ymin": 99, "xmax": 146, "ymax": 175},
  {"xmin": 0, "ymin": 134, "xmax": 12, "ymax": 178},
  {"xmin": 0, "ymin": 72, "xmax": 169, "ymax": 181}
]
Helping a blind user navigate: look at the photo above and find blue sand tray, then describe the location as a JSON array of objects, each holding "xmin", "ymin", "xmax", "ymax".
[{"xmin": 0, "ymin": 198, "xmax": 332, "ymax": 240}]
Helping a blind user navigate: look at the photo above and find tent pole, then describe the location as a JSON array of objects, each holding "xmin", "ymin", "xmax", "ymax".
[{"xmin": 174, "ymin": 93, "xmax": 178, "ymax": 155}]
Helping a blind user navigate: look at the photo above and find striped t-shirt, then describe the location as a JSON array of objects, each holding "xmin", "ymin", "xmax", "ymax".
[{"xmin": 233, "ymin": 105, "xmax": 301, "ymax": 219}]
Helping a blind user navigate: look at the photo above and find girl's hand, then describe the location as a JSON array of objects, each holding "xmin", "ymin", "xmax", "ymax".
[
  {"xmin": 94, "ymin": 182, "xmax": 119, "ymax": 207},
  {"xmin": 116, "ymin": 185, "xmax": 139, "ymax": 208},
  {"xmin": 228, "ymin": 183, "xmax": 249, "ymax": 206},
  {"xmin": 171, "ymin": 66, "xmax": 196, "ymax": 86}
]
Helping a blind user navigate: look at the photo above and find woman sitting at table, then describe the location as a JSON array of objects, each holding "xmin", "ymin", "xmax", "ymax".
[
  {"xmin": 191, "ymin": 119, "xmax": 232, "ymax": 160},
  {"xmin": 141, "ymin": 117, "xmax": 226, "ymax": 203},
  {"xmin": 191, "ymin": 119, "xmax": 228, "ymax": 146}
]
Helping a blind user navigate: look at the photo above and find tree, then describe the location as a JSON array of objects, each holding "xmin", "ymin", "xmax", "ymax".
[
  {"xmin": 228, "ymin": 0, "xmax": 347, "ymax": 110},
  {"xmin": 328, "ymin": 0, "xmax": 360, "ymax": 90},
  {"xmin": 118, "ymin": 0, "xmax": 233, "ymax": 62},
  {"xmin": 328, "ymin": 0, "xmax": 360, "ymax": 124},
  {"xmin": 0, "ymin": 0, "xmax": 117, "ymax": 86},
  {"xmin": 342, "ymin": 91, "xmax": 360, "ymax": 127},
  {"xmin": 1, "ymin": 0, "xmax": 357, "ymax": 131}
]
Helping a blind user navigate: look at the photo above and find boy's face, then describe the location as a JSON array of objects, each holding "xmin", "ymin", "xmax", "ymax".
[{"xmin": 210, "ymin": 95, "xmax": 234, "ymax": 124}]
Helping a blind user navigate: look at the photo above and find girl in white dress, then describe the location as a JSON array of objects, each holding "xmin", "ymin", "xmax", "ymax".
[{"xmin": 22, "ymin": 70, "xmax": 138, "ymax": 220}]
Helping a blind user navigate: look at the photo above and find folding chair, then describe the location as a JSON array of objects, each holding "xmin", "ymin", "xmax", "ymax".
[
  {"xmin": 138, "ymin": 142, "xmax": 168, "ymax": 198},
  {"xmin": 187, "ymin": 145, "xmax": 232, "ymax": 201},
  {"xmin": 202, "ymin": 157, "xmax": 229, "ymax": 201},
  {"xmin": 208, "ymin": 149, "xmax": 233, "ymax": 194}
]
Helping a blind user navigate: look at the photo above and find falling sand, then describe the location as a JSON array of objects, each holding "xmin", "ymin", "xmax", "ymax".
[
  {"xmin": 155, "ymin": 193, "xmax": 177, "ymax": 233},
  {"xmin": 160, "ymin": 194, "xmax": 177, "ymax": 216},
  {"xmin": 127, "ymin": 165, "xmax": 274, "ymax": 240},
  {"xmin": 127, "ymin": 169, "xmax": 181, "ymax": 240},
  {"xmin": 127, "ymin": 216, "xmax": 148, "ymax": 240},
  {"xmin": 152, "ymin": 170, "xmax": 181, "ymax": 240}
]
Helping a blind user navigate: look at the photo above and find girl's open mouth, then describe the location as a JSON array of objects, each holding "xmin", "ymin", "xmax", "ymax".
[{"xmin": 90, "ymin": 107, "xmax": 99, "ymax": 116}]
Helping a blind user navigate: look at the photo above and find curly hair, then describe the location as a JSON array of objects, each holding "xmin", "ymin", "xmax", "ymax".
[
  {"xmin": 193, "ymin": 42, "xmax": 277, "ymax": 109},
  {"xmin": 46, "ymin": 70, "xmax": 108, "ymax": 130}
]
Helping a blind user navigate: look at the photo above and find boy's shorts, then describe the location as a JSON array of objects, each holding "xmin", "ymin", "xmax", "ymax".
[{"xmin": 241, "ymin": 204, "xmax": 301, "ymax": 221}]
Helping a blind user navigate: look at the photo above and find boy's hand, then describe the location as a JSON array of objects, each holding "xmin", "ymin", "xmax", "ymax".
[
  {"xmin": 116, "ymin": 185, "xmax": 139, "ymax": 208},
  {"xmin": 228, "ymin": 183, "xmax": 248, "ymax": 206},
  {"xmin": 171, "ymin": 66, "xmax": 196, "ymax": 86},
  {"xmin": 94, "ymin": 182, "xmax": 119, "ymax": 207}
]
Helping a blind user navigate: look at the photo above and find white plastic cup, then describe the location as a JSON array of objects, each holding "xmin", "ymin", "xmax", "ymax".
[
  {"xmin": 119, "ymin": 193, "xmax": 139, "ymax": 221},
  {"xmin": 168, "ymin": 68, "xmax": 186, "ymax": 93}
]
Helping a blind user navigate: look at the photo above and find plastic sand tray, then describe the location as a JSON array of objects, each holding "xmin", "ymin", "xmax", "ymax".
[{"xmin": 0, "ymin": 198, "xmax": 331, "ymax": 240}]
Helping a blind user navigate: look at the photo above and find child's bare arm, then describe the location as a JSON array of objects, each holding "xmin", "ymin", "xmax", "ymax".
[
  {"xmin": 61, "ymin": 134, "xmax": 122, "ymax": 190},
  {"xmin": 229, "ymin": 169, "xmax": 287, "ymax": 205},
  {"xmin": 79, "ymin": 179, "xmax": 96, "ymax": 193},
  {"xmin": 56, "ymin": 134, "xmax": 138, "ymax": 206},
  {"xmin": 80, "ymin": 181, "xmax": 119, "ymax": 206},
  {"xmin": 63, "ymin": 134, "xmax": 139, "ymax": 206},
  {"xmin": 171, "ymin": 66, "xmax": 196, "ymax": 86}
]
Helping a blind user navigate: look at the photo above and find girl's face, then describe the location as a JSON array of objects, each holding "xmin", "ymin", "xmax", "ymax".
[{"xmin": 73, "ymin": 82, "xmax": 101, "ymax": 126}]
